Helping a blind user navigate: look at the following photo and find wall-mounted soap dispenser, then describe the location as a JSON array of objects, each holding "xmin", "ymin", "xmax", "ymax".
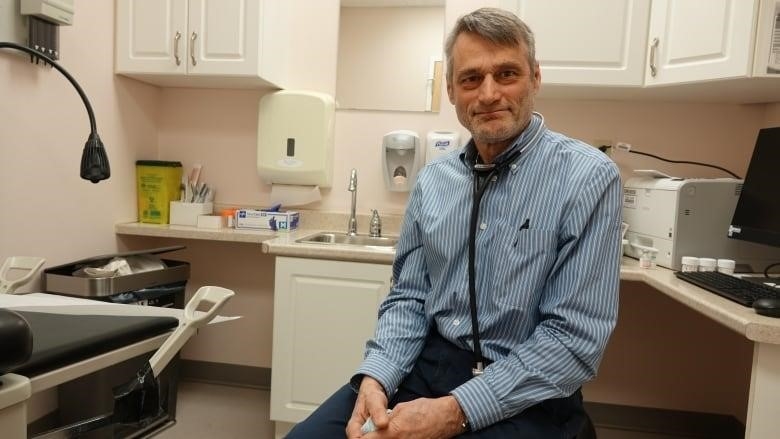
[{"xmin": 382, "ymin": 130, "xmax": 421, "ymax": 192}]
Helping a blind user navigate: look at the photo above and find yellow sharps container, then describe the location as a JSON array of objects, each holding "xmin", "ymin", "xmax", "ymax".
[{"xmin": 136, "ymin": 160, "xmax": 183, "ymax": 224}]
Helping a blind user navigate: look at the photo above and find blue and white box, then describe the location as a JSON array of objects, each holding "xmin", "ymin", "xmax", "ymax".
[{"xmin": 235, "ymin": 209, "xmax": 299, "ymax": 231}]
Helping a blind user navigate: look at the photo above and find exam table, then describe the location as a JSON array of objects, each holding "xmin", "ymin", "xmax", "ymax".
[{"xmin": 0, "ymin": 286, "xmax": 234, "ymax": 438}]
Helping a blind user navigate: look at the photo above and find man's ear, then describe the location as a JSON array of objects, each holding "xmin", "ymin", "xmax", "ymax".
[
  {"xmin": 532, "ymin": 62, "xmax": 541, "ymax": 93},
  {"xmin": 447, "ymin": 80, "xmax": 455, "ymax": 104}
]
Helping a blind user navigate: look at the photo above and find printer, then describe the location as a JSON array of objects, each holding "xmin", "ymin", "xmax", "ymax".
[{"xmin": 622, "ymin": 175, "xmax": 780, "ymax": 271}]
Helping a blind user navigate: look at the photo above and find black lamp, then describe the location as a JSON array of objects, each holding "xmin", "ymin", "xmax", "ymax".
[{"xmin": 0, "ymin": 41, "xmax": 110, "ymax": 183}]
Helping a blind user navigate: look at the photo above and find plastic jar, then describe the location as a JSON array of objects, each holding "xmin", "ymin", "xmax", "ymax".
[
  {"xmin": 717, "ymin": 259, "xmax": 736, "ymax": 275},
  {"xmin": 698, "ymin": 258, "xmax": 717, "ymax": 272},
  {"xmin": 639, "ymin": 249, "xmax": 656, "ymax": 269},
  {"xmin": 680, "ymin": 256, "xmax": 699, "ymax": 272}
]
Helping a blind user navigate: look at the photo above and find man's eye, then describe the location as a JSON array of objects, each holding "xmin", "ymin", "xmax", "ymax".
[
  {"xmin": 460, "ymin": 75, "xmax": 480, "ymax": 87},
  {"xmin": 498, "ymin": 70, "xmax": 519, "ymax": 80}
]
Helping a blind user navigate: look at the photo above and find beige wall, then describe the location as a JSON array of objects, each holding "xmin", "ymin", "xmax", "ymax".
[
  {"xmin": 0, "ymin": 0, "xmax": 159, "ymax": 285},
  {"xmin": 765, "ymin": 102, "xmax": 780, "ymax": 125},
  {"xmin": 2, "ymin": 0, "xmax": 778, "ymax": 424}
]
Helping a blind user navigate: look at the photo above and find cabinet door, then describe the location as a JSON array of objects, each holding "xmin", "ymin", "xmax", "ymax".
[
  {"xmin": 645, "ymin": 0, "xmax": 758, "ymax": 84},
  {"xmin": 270, "ymin": 257, "xmax": 392, "ymax": 424},
  {"xmin": 186, "ymin": 0, "xmax": 260, "ymax": 75},
  {"xmin": 506, "ymin": 0, "xmax": 650, "ymax": 86},
  {"xmin": 115, "ymin": 0, "xmax": 187, "ymax": 74}
]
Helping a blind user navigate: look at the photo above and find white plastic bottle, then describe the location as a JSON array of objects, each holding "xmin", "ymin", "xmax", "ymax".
[
  {"xmin": 698, "ymin": 258, "xmax": 717, "ymax": 272},
  {"xmin": 680, "ymin": 256, "xmax": 699, "ymax": 272},
  {"xmin": 426, "ymin": 131, "xmax": 460, "ymax": 162},
  {"xmin": 717, "ymin": 259, "xmax": 735, "ymax": 275}
]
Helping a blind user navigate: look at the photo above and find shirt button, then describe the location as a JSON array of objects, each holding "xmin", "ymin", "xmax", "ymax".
[
  {"xmin": 480, "ymin": 223, "xmax": 487, "ymax": 230},
  {"xmin": 453, "ymin": 319, "xmax": 460, "ymax": 326},
  {"xmin": 510, "ymin": 164, "xmax": 517, "ymax": 170}
]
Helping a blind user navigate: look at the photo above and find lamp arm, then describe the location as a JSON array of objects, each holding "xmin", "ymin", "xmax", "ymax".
[
  {"xmin": 0, "ymin": 41, "xmax": 109, "ymax": 183},
  {"xmin": 0, "ymin": 42, "xmax": 97, "ymax": 134}
]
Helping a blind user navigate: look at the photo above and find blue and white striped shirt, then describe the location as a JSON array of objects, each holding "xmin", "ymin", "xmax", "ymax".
[{"xmin": 355, "ymin": 114, "xmax": 622, "ymax": 431}]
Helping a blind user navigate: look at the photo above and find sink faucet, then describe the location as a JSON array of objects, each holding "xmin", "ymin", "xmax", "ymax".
[
  {"xmin": 347, "ymin": 168, "xmax": 358, "ymax": 236},
  {"xmin": 369, "ymin": 209, "xmax": 382, "ymax": 237}
]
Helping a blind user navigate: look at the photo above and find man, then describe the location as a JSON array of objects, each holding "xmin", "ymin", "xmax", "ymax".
[{"xmin": 287, "ymin": 7, "xmax": 621, "ymax": 438}]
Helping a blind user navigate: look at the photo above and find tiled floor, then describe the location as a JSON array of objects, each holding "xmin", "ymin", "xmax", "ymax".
[{"xmin": 154, "ymin": 381, "xmax": 274, "ymax": 439}]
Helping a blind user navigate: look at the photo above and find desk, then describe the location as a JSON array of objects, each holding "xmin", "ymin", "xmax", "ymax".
[{"xmin": 619, "ymin": 258, "xmax": 780, "ymax": 439}]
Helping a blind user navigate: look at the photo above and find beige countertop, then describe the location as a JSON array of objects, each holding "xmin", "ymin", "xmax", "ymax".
[
  {"xmin": 116, "ymin": 221, "xmax": 278, "ymax": 243},
  {"xmin": 116, "ymin": 221, "xmax": 780, "ymax": 344},
  {"xmin": 115, "ymin": 222, "xmax": 398, "ymax": 263},
  {"xmin": 620, "ymin": 258, "xmax": 780, "ymax": 344}
]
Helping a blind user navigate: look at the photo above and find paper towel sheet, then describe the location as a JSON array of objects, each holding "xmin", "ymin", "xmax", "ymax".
[{"xmin": 270, "ymin": 184, "xmax": 322, "ymax": 207}]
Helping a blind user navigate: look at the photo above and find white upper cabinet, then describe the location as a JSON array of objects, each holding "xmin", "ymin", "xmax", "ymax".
[
  {"xmin": 501, "ymin": 0, "xmax": 779, "ymax": 101},
  {"xmin": 510, "ymin": 0, "xmax": 651, "ymax": 86},
  {"xmin": 115, "ymin": 0, "xmax": 287, "ymax": 88},
  {"xmin": 115, "ymin": 0, "xmax": 187, "ymax": 74},
  {"xmin": 645, "ymin": 0, "xmax": 759, "ymax": 85}
]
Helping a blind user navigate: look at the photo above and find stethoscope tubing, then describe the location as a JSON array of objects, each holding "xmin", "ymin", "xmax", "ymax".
[{"xmin": 466, "ymin": 114, "xmax": 545, "ymax": 375}]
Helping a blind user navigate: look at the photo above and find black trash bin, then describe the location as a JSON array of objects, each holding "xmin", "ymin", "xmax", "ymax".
[{"xmin": 37, "ymin": 246, "xmax": 190, "ymax": 438}]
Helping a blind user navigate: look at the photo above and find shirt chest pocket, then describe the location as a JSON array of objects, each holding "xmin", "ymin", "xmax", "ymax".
[{"xmin": 492, "ymin": 228, "xmax": 558, "ymax": 309}]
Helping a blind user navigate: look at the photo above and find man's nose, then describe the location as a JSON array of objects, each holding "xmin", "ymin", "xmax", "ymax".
[{"xmin": 477, "ymin": 75, "xmax": 500, "ymax": 103}]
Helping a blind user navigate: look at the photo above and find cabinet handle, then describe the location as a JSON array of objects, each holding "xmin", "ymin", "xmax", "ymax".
[
  {"xmin": 190, "ymin": 31, "xmax": 197, "ymax": 67},
  {"xmin": 173, "ymin": 31, "xmax": 182, "ymax": 66},
  {"xmin": 649, "ymin": 37, "xmax": 659, "ymax": 77}
]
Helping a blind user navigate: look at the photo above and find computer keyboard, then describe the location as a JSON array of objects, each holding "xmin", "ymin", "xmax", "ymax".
[{"xmin": 675, "ymin": 271, "xmax": 780, "ymax": 307}]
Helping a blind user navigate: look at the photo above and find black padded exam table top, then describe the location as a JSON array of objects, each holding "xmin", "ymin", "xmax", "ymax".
[{"xmin": 8, "ymin": 311, "xmax": 178, "ymax": 376}]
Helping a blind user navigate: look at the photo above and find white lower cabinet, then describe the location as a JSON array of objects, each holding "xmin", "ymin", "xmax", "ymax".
[{"xmin": 270, "ymin": 257, "xmax": 392, "ymax": 424}]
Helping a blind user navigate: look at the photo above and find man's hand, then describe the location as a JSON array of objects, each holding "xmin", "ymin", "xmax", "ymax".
[
  {"xmin": 346, "ymin": 376, "xmax": 390, "ymax": 438},
  {"xmin": 363, "ymin": 395, "xmax": 467, "ymax": 439}
]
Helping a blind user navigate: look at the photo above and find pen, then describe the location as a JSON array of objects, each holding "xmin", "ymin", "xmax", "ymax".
[{"xmin": 514, "ymin": 218, "xmax": 530, "ymax": 247}]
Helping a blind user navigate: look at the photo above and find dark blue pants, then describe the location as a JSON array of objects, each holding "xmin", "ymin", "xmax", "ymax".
[{"xmin": 286, "ymin": 330, "xmax": 586, "ymax": 438}]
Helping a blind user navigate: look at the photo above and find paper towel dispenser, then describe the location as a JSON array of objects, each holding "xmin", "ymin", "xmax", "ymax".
[{"xmin": 257, "ymin": 90, "xmax": 335, "ymax": 188}]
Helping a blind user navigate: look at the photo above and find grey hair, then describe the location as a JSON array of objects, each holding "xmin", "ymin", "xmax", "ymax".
[{"xmin": 444, "ymin": 7, "xmax": 537, "ymax": 83}]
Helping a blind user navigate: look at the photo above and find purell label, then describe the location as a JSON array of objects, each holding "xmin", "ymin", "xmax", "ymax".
[{"xmin": 434, "ymin": 140, "xmax": 450, "ymax": 150}]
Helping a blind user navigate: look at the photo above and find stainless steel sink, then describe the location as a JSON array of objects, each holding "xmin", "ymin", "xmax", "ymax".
[{"xmin": 296, "ymin": 232, "xmax": 398, "ymax": 248}]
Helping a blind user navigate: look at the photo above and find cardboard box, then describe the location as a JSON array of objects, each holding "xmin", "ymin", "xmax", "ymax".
[
  {"xmin": 235, "ymin": 209, "xmax": 299, "ymax": 231},
  {"xmin": 170, "ymin": 201, "xmax": 213, "ymax": 227},
  {"xmin": 197, "ymin": 214, "xmax": 225, "ymax": 229}
]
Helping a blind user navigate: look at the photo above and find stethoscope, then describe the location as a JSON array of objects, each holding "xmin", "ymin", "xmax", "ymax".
[{"xmin": 467, "ymin": 112, "xmax": 545, "ymax": 376}]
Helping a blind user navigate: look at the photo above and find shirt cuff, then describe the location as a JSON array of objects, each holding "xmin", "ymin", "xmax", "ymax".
[
  {"xmin": 353, "ymin": 352, "xmax": 408, "ymax": 400},
  {"xmin": 449, "ymin": 376, "xmax": 503, "ymax": 431}
]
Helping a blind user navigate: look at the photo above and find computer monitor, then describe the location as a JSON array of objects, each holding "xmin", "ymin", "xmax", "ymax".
[{"xmin": 728, "ymin": 127, "xmax": 780, "ymax": 248}]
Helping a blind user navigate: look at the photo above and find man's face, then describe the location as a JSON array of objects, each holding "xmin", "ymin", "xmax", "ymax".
[{"xmin": 447, "ymin": 32, "xmax": 540, "ymax": 148}]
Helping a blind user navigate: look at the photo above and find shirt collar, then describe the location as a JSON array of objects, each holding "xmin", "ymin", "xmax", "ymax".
[{"xmin": 459, "ymin": 112, "xmax": 545, "ymax": 169}]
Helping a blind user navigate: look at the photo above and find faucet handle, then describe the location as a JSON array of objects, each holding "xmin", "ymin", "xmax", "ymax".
[{"xmin": 369, "ymin": 209, "xmax": 382, "ymax": 237}]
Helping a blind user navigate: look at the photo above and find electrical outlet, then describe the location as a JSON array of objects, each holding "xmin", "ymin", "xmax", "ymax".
[{"xmin": 593, "ymin": 139, "xmax": 613, "ymax": 157}]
